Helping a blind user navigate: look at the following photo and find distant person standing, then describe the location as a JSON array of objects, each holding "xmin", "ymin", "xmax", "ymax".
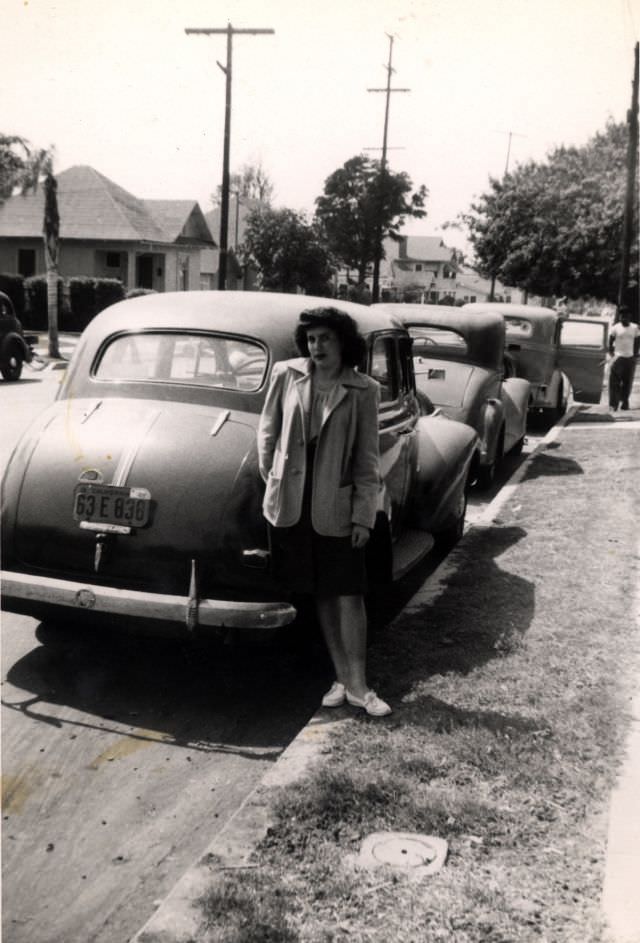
[{"xmin": 608, "ymin": 307, "xmax": 640, "ymax": 412}]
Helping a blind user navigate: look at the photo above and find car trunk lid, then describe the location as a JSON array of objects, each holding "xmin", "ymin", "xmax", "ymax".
[{"xmin": 13, "ymin": 397, "xmax": 267, "ymax": 595}]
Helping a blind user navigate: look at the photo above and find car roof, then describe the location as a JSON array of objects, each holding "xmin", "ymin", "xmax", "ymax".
[
  {"xmin": 374, "ymin": 303, "xmax": 505, "ymax": 369},
  {"xmin": 462, "ymin": 301, "xmax": 559, "ymax": 322},
  {"xmin": 85, "ymin": 291, "xmax": 405, "ymax": 360}
]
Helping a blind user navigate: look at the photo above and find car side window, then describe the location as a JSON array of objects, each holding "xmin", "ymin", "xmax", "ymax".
[
  {"xmin": 559, "ymin": 320, "xmax": 607, "ymax": 349},
  {"xmin": 369, "ymin": 335, "xmax": 400, "ymax": 403}
]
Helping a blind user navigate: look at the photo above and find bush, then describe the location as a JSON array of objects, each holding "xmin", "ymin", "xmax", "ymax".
[
  {"xmin": 0, "ymin": 274, "xmax": 25, "ymax": 319},
  {"xmin": 68, "ymin": 277, "xmax": 125, "ymax": 330},
  {"xmin": 125, "ymin": 288, "xmax": 157, "ymax": 299},
  {"xmin": 24, "ymin": 275, "xmax": 64, "ymax": 331}
]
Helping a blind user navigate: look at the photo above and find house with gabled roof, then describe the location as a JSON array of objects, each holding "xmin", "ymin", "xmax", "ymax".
[{"xmin": 0, "ymin": 165, "xmax": 215, "ymax": 292}]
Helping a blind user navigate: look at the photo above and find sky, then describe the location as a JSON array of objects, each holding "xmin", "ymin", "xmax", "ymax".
[{"xmin": 4, "ymin": 0, "xmax": 639, "ymax": 253}]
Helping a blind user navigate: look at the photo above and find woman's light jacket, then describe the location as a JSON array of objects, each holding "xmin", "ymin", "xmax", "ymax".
[{"xmin": 257, "ymin": 357, "xmax": 381, "ymax": 536}]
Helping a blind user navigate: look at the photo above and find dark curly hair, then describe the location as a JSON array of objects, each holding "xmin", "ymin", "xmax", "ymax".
[{"xmin": 294, "ymin": 307, "xmax": 367, "ymax": 368}]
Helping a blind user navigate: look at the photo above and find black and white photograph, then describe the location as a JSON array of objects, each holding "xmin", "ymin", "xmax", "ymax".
[{"xmin": 1, "ymin": 1, "xmax": 639, "ymax": 940}]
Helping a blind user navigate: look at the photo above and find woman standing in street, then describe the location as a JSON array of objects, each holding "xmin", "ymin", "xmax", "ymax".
[{"xmin": 257, "ymin": 306, "xmax": 391, "ymax": 717}]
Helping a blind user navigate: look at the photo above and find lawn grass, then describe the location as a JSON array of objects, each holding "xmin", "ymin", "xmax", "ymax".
[{"xmin": 196, "ymin": 426, "xmax": 640, "ymax": 942}]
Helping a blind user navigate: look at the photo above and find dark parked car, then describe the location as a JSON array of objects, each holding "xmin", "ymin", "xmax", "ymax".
[
  {"xmin": 375, "ymin": 304, "xmax": 531, "ymax": 487},
  {"xmin": 0, "ymin": 291, "xmax": 37, "ymax": 380},
  {"xmin": 463, "ymin": 302, "xmax": 608, "ymax": 423},
  {"xmin": 1, "ymin": 292, "xmax": 477, "ymax": 637}
]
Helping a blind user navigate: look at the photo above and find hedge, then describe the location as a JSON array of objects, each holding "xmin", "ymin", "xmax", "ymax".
[
  {"xmin": 68, "ymin": 277, "xmax": 125, "ymax": 330},
  {"xmin": 23, "ymin": 276, "xmax": 65, "ymax": 331},
  {"xmin": 0, "ymin": 273, "xmax": 25, "ymax": 319}
]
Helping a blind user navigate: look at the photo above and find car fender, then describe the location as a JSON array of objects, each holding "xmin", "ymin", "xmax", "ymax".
[
  {"xmin": 478, "ymin": 397, "xmax": 505, "ymax": 464},
  {"xmin": 410, "ymin": 414, "xmax": 477, "ymax": 532}
]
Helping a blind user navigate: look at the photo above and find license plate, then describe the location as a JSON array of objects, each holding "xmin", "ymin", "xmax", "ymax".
[{"xmin": 73, "ymin": 484, "xmax": 151, "ymax": 528}]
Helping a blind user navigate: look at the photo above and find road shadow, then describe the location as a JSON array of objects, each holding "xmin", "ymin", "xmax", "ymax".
[{"xmin": 3, "ymin": 621, "xmax": 330, "ymax": 759}]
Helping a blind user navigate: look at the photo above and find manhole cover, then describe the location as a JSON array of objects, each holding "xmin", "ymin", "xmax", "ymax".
[{"xmin": 357, "ymin": 832, "xmax": 447, "ymax": 881}]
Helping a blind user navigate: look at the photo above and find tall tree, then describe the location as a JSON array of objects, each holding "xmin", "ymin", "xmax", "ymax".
[
  {"xmin": 461, "ymin": 121, "xmax": 637, "ymax": 302},
  {"xmin": 11, "ymin": 142, "xmax": 61, "ymax": 357},
  {"xmin": 211, "ymin": 161, "xmax": 274, "ymax": 207},
  {"xmin": 241, "ymin": 206, "xmax": 334, "ymax": 295},
  {"xmin": 315, "ymin": 154, "xmax": 427, "ymax": 285},
  {"xmin": 0, "ymin": 135, "xmax": 30, "ymax": 202}
]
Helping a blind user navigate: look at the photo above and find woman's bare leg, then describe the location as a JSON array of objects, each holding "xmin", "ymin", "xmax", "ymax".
[{"xmin": 316, "ymin": 594, "xmax": 368, "ymax": 696}]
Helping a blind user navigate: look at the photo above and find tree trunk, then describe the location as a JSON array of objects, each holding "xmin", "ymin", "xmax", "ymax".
[
  {"xmin": 43, "ymin": 172, "xmax": 61, "ymax": 359},
  {"xmin": 46, "ymin": 266, "xmax": 60, "ymax": 359}
]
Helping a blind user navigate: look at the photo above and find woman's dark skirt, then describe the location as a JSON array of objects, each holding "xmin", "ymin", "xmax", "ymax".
[{"xmin": 270, "ymin": 444, "xmax": 367, "ymax": 597}]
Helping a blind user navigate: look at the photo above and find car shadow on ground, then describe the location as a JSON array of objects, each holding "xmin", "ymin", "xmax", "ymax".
[
  {"xmin": 3, "ymin": 620, "xmax": 331, "ymax": 758},
  {"xmin": 359, "ymin": 524, "xmax": 536, "ymax": 729},
  {"xmin": 3, "ymin": 525, "xmax": 531, "ymax": 750}
]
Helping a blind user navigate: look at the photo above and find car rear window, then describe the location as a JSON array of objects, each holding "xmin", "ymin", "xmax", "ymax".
[
  {"xmin": 504, "ymin": 317, "xmax": 533, "ymax": 338},
  {"xmin": 408, "ymin": 326, "xmax": 468, "ymax": 357},
  {"xmin": 94, "ymin": 332, "xmax": 268, "ymax": 391}
]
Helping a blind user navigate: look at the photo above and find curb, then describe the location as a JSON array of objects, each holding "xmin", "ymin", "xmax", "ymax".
[{"xmin": 129, "ymin": 415, "xmax": 560, "ymax": 943}]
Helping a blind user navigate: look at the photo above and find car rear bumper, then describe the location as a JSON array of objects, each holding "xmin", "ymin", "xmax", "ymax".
[{"xmin": 1, "ymin": 570, "xmax": 297, "ymax": 630}]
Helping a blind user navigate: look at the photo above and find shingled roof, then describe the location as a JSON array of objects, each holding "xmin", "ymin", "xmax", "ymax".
[{"xmin": 0, "ymin": 166, "xmax": 215, "ymax": 245}]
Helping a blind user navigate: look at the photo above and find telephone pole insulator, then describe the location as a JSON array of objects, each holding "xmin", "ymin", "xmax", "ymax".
[{"xmin": 185, "ymin": 23, "xmax": 274, "ymax": 290}]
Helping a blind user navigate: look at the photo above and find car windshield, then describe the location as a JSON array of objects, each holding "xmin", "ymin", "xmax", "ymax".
[
  {"xmin": 408, "ymin": 326, "xmax": 468, "ymax": 357},
  {"xmin": 94, "ymin": 332, "xmax": 268, "ymax": 392}
]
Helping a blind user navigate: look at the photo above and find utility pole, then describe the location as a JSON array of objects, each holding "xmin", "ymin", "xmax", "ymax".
[
  {"xmin": 617, "ymin": 41, "xmax": 639, "ymax": 320},
  {"xmin": 185, "ymin": 22, "xmax": 274, "ymax": 290},
  {"xmin": 489, "ymin": 128, "xmax": 526, "ymax": 301},
  {"xmin": 368, "ymin": 34, "xmax": 409, "ymax": 302}
]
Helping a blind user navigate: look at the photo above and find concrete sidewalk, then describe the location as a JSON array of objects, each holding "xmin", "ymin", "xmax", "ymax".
[{"xmin": 129, "ymin": 393, "xmax": 640, "ymax": 943}]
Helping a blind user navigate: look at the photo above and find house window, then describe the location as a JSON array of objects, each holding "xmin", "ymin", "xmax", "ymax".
[
  {"xmin": 415, "ymin": 264, "xmax": 423, "ymax": 272},
  {"xmin": 106, "ymin": 252, "xmax": 121, "ymax": 268},
  {"xmin": 18, "ymin": 248, "xmax": 36, "ymax": 278}
]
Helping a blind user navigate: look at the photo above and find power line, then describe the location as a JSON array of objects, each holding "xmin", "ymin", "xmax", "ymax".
[{"xmin": 185, "ymin": 23, "xmax": 274, "ymax": 290}]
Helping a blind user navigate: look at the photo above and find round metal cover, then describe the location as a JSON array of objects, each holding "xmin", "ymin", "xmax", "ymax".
[{"xmin": 357, "ymin": 832, "xmax": 447, "ymax": 881}]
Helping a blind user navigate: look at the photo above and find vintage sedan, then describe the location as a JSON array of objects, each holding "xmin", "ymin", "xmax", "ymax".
[
  {"xmin": 1, "ymin": 292, "xmax": 477, "ymax": 638},
  {"xmin": 375, "ymin": 304, "xmax": 531, "ymax": 487},
  {"xmin": 463, "ymin": 302, "xmax": 608, "ymax": 424},
  {"xmin": 0, "ymin": 291, "xmax": 38, "ymax": 381}
]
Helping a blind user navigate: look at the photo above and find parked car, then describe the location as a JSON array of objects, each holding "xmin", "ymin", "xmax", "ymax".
[
  {"xmin": 1, "ymin": 292, "xmax": 477, "ymax": 638},
  {"xmin": 463, "ymin": 302, "xmax": 608, "ymax": 424},
  {"xmin": 375, "ymin": 304, "xmax": 531, "ymax": 487},
  {"xmin": 0, "ymin": 291, "xmax": 37, "ymax": 381}
]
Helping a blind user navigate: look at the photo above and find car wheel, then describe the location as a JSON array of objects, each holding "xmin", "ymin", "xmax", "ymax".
[
  {"xmin": 477, "ymin": 458, "xmax": 496, "ymax": 489},
  {"xmin": 477, "ymin": 429, "xmax": 504, "ymax": 489},
  {"xmin": 437, "ymin": 476, "xmax": 468, "ymax": 551},
  {"xmin": 1, "ymin": 347, "xmax": 24, "ymax": 381}
]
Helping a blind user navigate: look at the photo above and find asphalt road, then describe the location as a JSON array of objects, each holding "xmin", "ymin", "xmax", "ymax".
[{"xmin": 0, "ymin": 361, "xmax": 540, "ymax": 943}]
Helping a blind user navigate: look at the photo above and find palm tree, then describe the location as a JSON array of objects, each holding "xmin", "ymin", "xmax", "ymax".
[{"xmin": 19, "ymin": 145, "xmax": 61, "ymax": 359}]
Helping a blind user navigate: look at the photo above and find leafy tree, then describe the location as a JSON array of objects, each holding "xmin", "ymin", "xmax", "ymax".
[
  {"xmin": 0, "ymin": 135, "xmax": 30, "ymax": 202},
  {"xmin": 461, "ymin": 121, "xmax": 637, "ymax": 302},
  {"xmin": 211, "ymin": 161, "xmax": 274, "ymax": 207},
  {"xmin": 241, "ymin": 206, "xmax": 334, "ymax": 295},
  {"xmin": 314, "ymin": 154, "xmax": 428, "ymax": 285}
]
